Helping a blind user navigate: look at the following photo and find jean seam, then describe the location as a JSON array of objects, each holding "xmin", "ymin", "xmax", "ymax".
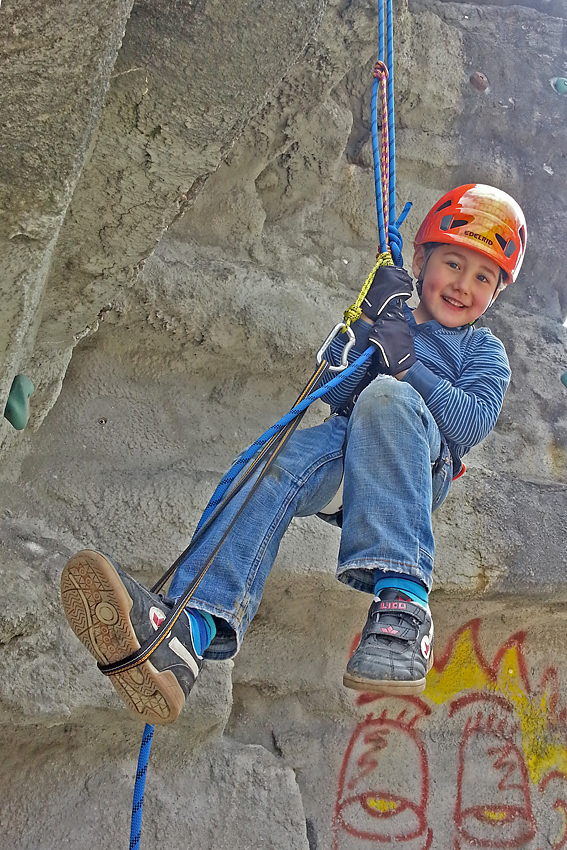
[
  {"xmin": 242, "ymin": 447, "xmax": 346, "ymax": 602},
  {"xmin": 243, "ymin": 484, "xmax": 298, "ymax": 599},
  {"xmin": 414, "ymin": 394, "xmax": 436, "ymax": 564}
]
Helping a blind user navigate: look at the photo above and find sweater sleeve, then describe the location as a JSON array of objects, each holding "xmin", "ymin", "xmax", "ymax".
[
  {"xmin": 318, "ymin": 319, "xmax": 373, "ymax": 411},
  {"xmin": 402, "ymin": 330, "xmax": 510, "ymax": 450}
]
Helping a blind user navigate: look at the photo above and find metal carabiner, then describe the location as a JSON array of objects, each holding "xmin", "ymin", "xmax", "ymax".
[{"xmin": 316, "ymin": 323, "xmax": 356, "ymax": 372}]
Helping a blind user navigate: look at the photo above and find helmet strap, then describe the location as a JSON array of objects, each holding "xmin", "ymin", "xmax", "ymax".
[
  {"xmin": 469, "ymin": 271, "xmax": 505, "ymax": 324},
  {"xmin": 488, "ymin": 270, "xmax": 505, "ymax": 307},
  {"xmin": 415, "ymin": 244, "xmax": 436, "ymax": 297}
]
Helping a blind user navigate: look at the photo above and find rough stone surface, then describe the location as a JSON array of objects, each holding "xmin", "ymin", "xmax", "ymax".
[
  {"xmin": 0, "ymin": 0, "xmax": 135, "ymax": 431},
  {"xmin": 1, "ymin": 0, "xmax": 567, "ymax": 847},
  {"xmin": 0, "ymin": 726, "xmax": 309, "ymax": 850},
  {"xmin": 4, "ymin": 0, "xmax": 327, "ymax": 442}
]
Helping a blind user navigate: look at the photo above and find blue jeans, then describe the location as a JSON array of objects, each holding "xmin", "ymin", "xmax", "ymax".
[{"xmin": 169, "ymin": 376, "xmax": 453, "ymax": 659}]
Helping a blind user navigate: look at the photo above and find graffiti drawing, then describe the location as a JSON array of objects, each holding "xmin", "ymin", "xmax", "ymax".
[
  {"xmin": 333, "ymin": 703, "xmax": 432, "ymax": 849},
  {"xmin": 332, "ymin": 619, "xmax": 567, "ymax": 849},
  {"xmin": 453, "ymin": 703, "xmax": 535, "ymax": 848}
]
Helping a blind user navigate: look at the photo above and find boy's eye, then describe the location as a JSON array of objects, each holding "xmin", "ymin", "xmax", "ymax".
[{"xmin": 448, "ymin": 261, "xmax": 459, "ymax": 269}]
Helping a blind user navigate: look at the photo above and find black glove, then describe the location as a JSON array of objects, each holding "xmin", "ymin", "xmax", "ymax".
[
  {"xmin": 369, "ymin": 301, "xmax": 416, "ymax": 376},
  {"xmin": 362, "ymin": 266, "xmax": 413, "ymax": 321}
]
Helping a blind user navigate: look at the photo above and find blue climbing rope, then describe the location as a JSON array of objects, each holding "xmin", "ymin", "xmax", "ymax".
[
  {"xmin": 194, "ymin": 346, "xmax": 375, "ymax": 535},
  {"xmin": 128, "ymin": 347, "xmax": 375, "ymax": 848},
  {"xmin": 130, "ymin": 724, "xmax": 155, "ymax": 850},
  {"xmin": 129, "ymin": 1, "xmax": 411, "ymax": 845},
  {"xmin": 371, "ymin": 76, "xmax": 388, "ymax": 254},
  {"xmin": 371, "ymin": 0, "xmax": 412, "ymax": 266},
  {"xmin": 386, "ymin": 0, "xmax": 396, "ymax": 227}
]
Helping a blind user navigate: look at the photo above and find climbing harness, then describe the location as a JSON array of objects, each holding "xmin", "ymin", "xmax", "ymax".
[{"xmin": 123, "ymin": 1, "xmax": 410, "ymax": 845}]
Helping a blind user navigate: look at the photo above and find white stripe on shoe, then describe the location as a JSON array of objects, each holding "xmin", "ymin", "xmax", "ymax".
[{"xmin": 168, "ymin": 636, "xmax": 200, "ymax": 678}]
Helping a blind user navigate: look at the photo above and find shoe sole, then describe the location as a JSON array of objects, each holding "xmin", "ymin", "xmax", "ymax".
[
  {"xmin": 61, "ymin": 549, "xmax": 185, "ymax": 725},
  {"xmin": 342, "ymin": 653, "xmax": 434, "ymax": 697}
]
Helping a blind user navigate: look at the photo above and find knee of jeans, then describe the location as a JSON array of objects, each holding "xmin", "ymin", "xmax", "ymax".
[{"xmin": 355, "ymin": 376, "xmax": 419, "ymax": 418}]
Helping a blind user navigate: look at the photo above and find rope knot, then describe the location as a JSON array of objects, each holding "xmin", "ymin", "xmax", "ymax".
[
  {"xmin": 373, "ymin": 60, "xmax": 389, "ymax": 80},
  {"xmin": 343, "ymin": 251, "xmax": 394, "ymax": 329},
  {"xmin": 388, "ymin": 223, "xmax": 403, "ymax": 267}
]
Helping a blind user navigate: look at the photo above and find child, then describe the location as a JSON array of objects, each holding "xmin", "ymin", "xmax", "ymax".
[{"xmin": 61, "ymin": 183, "xmax": 526, "ymax": 725}]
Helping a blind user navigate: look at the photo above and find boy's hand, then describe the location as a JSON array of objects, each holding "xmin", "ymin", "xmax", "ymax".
[
  {"xmin": 369, "ymin": 302, "xmax": 416, "ymax": 376},
  {"xmin": 362, "ymin": 266, "xmax": 413, "ymax": 321}
]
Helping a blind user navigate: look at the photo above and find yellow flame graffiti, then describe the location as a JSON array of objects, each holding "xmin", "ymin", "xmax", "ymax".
[
  {"xmin": 425, "ymin": 629, "xmax": 490, "ymax": 702},
  {"xmin": 423, "ymin": 627, "xmax": 567, "ymax": 786}
]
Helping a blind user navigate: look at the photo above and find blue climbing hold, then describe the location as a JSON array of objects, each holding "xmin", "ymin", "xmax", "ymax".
[
  {"xmin": 550, "ymin": 77, "xmax": 567, "ymax": 95},
  {"xmin": 4, "ymin": 374, "xmax": 34, "ymax": 430}
]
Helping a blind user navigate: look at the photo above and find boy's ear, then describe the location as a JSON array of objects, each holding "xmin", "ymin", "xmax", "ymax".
[{"xmin": 412, "ymin": 244, "xmax": 426, "ymax": 280}]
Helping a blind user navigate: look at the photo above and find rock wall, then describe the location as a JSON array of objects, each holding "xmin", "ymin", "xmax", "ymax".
[{"xmin": 1, "ymin": 0, "xmax": 567, "ymax": 848}]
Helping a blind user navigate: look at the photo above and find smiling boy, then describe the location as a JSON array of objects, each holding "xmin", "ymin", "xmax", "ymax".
[
  {"xmin": 335, "ymin": 183, "xmax": 526, "ymax": 693},
  {"xmin": 60, "ymin": 184, "xmax": 527, "ymax": 725},
  {"xmin": 411, "ymin": 243, "xmax": 501, "ymax": 327}
]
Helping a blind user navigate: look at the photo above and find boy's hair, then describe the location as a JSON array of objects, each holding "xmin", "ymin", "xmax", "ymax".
[{"xmin": 414, "ymin": 184, "xmax": 527, "ymax": 292}]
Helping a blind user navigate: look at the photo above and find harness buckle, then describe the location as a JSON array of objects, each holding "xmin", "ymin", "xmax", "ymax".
[{"xmin": 316, "ymin": 323, "xmax": 356, "ymax": 372}]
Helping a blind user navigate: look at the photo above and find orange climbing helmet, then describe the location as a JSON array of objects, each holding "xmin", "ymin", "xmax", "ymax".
[{"xmin": 414, "ymin": 184, "xmax": 527, "ymax": 287}]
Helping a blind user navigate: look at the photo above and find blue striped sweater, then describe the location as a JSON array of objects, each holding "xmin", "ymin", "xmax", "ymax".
[{"xmin": 320, "ymin": 303, "xmax": 511, "ymax": 473}]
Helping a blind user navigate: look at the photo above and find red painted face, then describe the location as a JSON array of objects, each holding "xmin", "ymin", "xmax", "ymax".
[{"xmin": 412, "ymin": 244, "xmax": 501, "ymax": 327}]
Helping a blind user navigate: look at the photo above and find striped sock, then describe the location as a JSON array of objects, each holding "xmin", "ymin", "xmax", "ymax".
[
  {"xmin": 374, "ymin": 575, "xmax": 428, "ymax": 609},
  {"xmin": 185, "ymin": 608, "xmax": 217, "ymax": 657}
]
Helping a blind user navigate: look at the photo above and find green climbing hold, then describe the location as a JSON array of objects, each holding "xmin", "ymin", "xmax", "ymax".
[
  {"xmin": 550, "ymin": 77, "xmax": 567, "ymax": 95},
  {"xmin": 3, "ymin": 374, "xmax": 34, "ymax": 430},
  {"xmin": 561, "ymin": 371, "xmax": 567, "ymax": 388}
]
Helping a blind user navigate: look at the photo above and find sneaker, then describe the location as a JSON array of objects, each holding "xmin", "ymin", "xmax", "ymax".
[
  {"xmin": 343, "ymin": 588, "xmax": 433, "ymax": 696},
  {"xmin": 61, "ymin": 549, "xmax": 202, "ymax": 725}
]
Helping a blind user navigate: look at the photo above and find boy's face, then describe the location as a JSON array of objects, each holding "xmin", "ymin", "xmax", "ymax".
[{"xmin": 412, "ymin": 243, "xmax": 502, "ymax": 327}]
